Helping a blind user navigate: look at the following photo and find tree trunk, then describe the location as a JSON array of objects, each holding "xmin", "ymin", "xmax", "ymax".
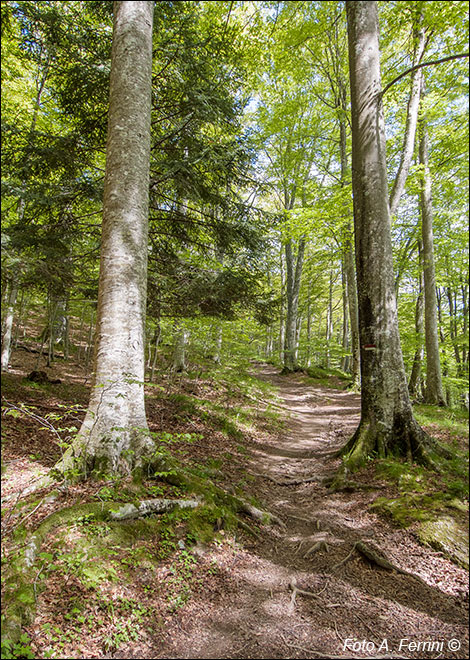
[
  {"xmin": 462, "ymin": 277, "xmax": 469, "ymax": 376},
  {"xmin": 149, "ymin": 322, "xmax": 161, "ymax": 382},
  {"xmin": 338, "ymin": 114, "xmax": 360, "ymax": 387},
  {"xmin": 325, "ymin": 270, "xmax": 334, "ymax": 369},
  {"xmin": 71, "ymin": 1, "xmax": 154, "ymax": 475},
  {"xmin": 341, "ymin": 261, "xmax": 350, "ymax": 373},
  {"xmin": 306, "ymin": 285, "xmax": 312, "ymax": 367},
  {"xmin": 213, "ymin": 323, "xmax": 223, "ymax": 364},
  {"xmin": 408, "ymin": 241, "xmax": 424, "ymax": 398},
  {"xmin": 283, "ymin": 237, "xmax": 305, "ymax": 372},
  {"xmin": 1, "ymin": 281, "xmax": 18, "ymax": 372},
  {"xmin": 389, "ymin": 21, "xmax": 426, "ymax": 217},
  {"xmin": 341, "ymin": 0, "xmax": 433, "ymax": 470},
  {"xmin": 279, "ymin": 247, "xmax": 285, "ymax": 363},
  {"xmin": 173, "ymin": 323, "xmax": 188, "ymax": 373},
  {"xmin": 447, "ymin": 286, "xmax": 462, "ymax": 367},
  {"xmin": 419, "ymin": 112, "xmax": 446, "ymax": 406}
]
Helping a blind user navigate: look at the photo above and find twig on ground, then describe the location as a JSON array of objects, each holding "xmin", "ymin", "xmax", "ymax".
[
  {"xmin": 331, "ymin": 544, "xmax": 357, "ymax": 571},
  {"xmin": 304, "ymin": 540, "xmax": 329, "ymax": 557}
]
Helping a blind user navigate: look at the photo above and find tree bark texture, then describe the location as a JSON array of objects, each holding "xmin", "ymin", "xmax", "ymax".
[
  {"xmin": 74, "ymin": 1, "xmax": 154, "ymax": 474},
  {"xmin": 408, "ymin": 240, "xmax": 424, "ymax": 398},
  {"xmin": 1, "ymin": 281, "xmax": 18, "ymax": 372},
  {"xmin": 343, "ymin": 0, "xmax": 431, "ymax": 469},
  {"xmin": 283, "ymin": 237, "xmax": 305, "ymax": 372},
  {"xmin": 173, "ymin": 324, "xmax": 188, "ymax": 372},
  {"xmin": 419, "ymin": 113, "xmax": 446, "ymax": 406}
]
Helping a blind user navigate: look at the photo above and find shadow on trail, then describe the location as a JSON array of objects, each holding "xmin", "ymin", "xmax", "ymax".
[{"xmin": 152, "ymin": 364, "xmax": 469, "ymax": 659}]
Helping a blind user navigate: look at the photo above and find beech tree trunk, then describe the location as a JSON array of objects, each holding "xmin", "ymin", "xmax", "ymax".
[
  {"xmin": 1, "ymin": 280, "xmax": 18, "ymax": 372},
  {"xmin": 283, "ymin": 237, "xmax": 305, "ymax": 372},
  {"xmin": 341, "ymin": 0, "xmax": 433, "ymax": 470},
  {"xmin": 71, "ymin": 1, "xmax": 154, "ymax": 475},
  {"xmin": 408, "ymin": 241, "xmax": 424, "ymax": 398},
  {"xmin": 419, "ymin": 112, "xmax": 446, "ymax": 406},
  {"xmin": 173, "ymin": 323, "xmax": 188, "ymax": 372}
]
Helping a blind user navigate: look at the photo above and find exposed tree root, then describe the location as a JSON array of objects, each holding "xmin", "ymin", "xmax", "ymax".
[
  {"xmin": 1, "ymin": 497, "xmax": 199, "ymax": 649},
  {"xmin": 251, "ymin": 471, "xmax": 322, "ymax": 486},
  {"xmin": 288, "ymin": 577, "xmax": 322, "ymax": 612},
  {"xmin": 354, "ymin": 541, "xmax": 414, "ymax": 576},
  {"xmin": 330, "ymin": 539, "xmax": 418, "ymax": 579},
  {"xmin": 149, "ymin": 453, "xmax": 286, "ymax": 529},
  {"xmin": 303, "ymin": 540, "xmax": 329, "ymax": 557}
]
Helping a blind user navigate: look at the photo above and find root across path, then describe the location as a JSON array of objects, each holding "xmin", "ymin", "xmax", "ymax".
[{"xmin": 151, "ymin": 365, "xmax": 469, "ymax": 660}]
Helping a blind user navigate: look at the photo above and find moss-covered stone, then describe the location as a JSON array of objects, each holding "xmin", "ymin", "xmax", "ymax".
[{"xmin": 417, "ymin": 516, "xmax": 469, "ymax": 570}]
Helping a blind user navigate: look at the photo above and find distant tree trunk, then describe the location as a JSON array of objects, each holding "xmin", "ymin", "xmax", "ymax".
[
  {"xmin": 283, "ymin": 237, "xmax": 305, "ymax": 372},
  {"xmin": 338, "ymin": 114, "xmax": 360, "ymax": 387},
  {"xmin": 84, "ymin": 310, "xmax": 95, "ymax": 374},
  {"xmin": 295, "ymin": 315, "xmax": 302, "ymax": 362},
  {"xmin": 325, "ymin": 270, "xmax": 334, "ymax": 369},
  {"xmin": 13, "ymin": 290, "xmax": 26, "ymax": 348},
  {"xmin": 149, "ymin": 322, "xmax": 161, "ymax": 382},
  {"xmin": 408, "ymin": 241, "xmax": 424, "ymax": 398},
  {"xmin": 341, "ymin": 262, "xmax": 350, "ymax": 373},
  {"xmin": 306, "ymin": 285, "xmax": 312, "ymax": 367},
  {"xmin": 279, "ymin": 248, "xmax": 285, "ymax": 362},
  {"xmin": 173, "ymin": 323, "xmax": 188, "ymax": 372},
  {"xmin": 447, "ymin": 287, "xmax": 462, "ymax": 372},
  {"xmin": 1, "ymin": 280, "xmax": 18, "ymax": 372},
  {"xmin": 70, "ymin": 1, "xmax": 154, "ymax": 475},
  {"xmin": 340, "ymin": 0, "xmax": 435, "ymax": 470},
  {"xmin": 265, "ymin": 325, "xmax": 274, "ymax": 359},
  {"xmin": 462, "ymin": 277, "xmax": 469, "ymax": 376},
  {"xmin": 419, "ymin": 111, "xmax": 446, "ymax": 406},
  {"xmin": 213, "ymin": 323, "xmax": 223, "ymax": 364},
  {"xmin": 389, "ymin": 20, "xmax": 426, "ymax": 216}
]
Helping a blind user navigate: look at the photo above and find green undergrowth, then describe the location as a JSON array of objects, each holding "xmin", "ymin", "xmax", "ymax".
[
  {"xmin": 414, "ymin": 403, "xmax": 469, "ymax": 446},
  {"xmin": 302, "ymin": 365, "xmax": 351, "ymax": 389},
  {"xmin": 1, "ymin": 438, "xmax": 264, "ymax": 659},
  {"xmin": 1, "ymin": 361, "xmax": 281, "ymax": 658},
  {"xmin": 367, "ymin": 406, "xmax": 468, "ymax": 568},
  {"xmin": 165, "ymin": 365, "xmax": 283, "ymax": 439}
]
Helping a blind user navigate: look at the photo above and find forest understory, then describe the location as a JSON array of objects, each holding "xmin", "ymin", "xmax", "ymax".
[{"xmin": 1, "ymin": 343, "xmax": 468, "ymax": 660}]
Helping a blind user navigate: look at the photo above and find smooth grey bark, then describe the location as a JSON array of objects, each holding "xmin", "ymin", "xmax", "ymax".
[
  {"xmin": 462, "ymin": 277, "xmax": 469, "ymax": 376},
  {"xmin": 341, "ymin": 0, "xmax": 433, "ymax": 469},
  {"xmin": 389, "ymin": 23, "xmax": 426, "ymax": 216},
  {"xmin": 72, "ymin": 1, "xmax": 154, "ymax": 474},
  {"xmin": 408, "ymin": 240, "xmax": 424, "ymax": 398},
  {"xmin": 279, "ymin": 247, "xmax": 285, "ymax": 363},
  {"xmin": 419, "ymin": 113, "xmax": 446, "ymax": 406},
  {"xmin": 283, "ymin": 237, "xmax": 305, "ymax": 372},
  {"xmin": 1, "ymin": 281, "xmax": 18, "ymax": 372},
  {"xmin": 306, "ymin": 283, "xmax": 312, "ymax": 367},
  {"xmin": 341, "ymin": 263, "xmax": 350, "ymax": 373}
]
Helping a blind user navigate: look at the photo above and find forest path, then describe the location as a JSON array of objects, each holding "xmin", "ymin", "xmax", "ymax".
[{"xmin": 151, "ymin": 365, "xmax": 468, "ymax": 660}]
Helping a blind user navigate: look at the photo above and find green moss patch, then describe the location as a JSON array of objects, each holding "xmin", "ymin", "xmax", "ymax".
[{"xmin": 417, "ymin": 516, "xmax": 469, "ymax": 570}]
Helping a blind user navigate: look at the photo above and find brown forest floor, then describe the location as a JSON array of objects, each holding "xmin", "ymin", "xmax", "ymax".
[
  {"xmin": 148, "ymin": 365, "xmax": 469, "ymax": 660},
  {"xmin": 1, "ymin": 352, "xmax": 469, "ymax": 659}
]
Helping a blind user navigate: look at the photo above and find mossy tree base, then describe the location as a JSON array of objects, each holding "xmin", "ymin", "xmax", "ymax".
[{"xmin": 337, "ymin": 413, "xmax": 450, "ymax": 474}]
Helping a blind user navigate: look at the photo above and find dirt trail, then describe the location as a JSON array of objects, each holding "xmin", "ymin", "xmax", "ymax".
[{"xmin": 151, "ymin": 365, "xmax": 468, "ymax": 660}]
